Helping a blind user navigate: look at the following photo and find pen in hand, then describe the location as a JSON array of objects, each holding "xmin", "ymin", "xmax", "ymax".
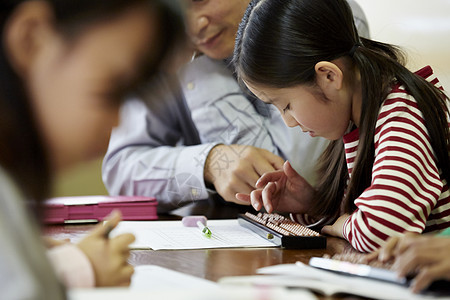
[
  {"xmin": 103, "ymin": 223, "xmax": 114, "ymax": 239},
  {"xmin": 102, "ymin": 210, "xmax": 121, "ymax": 239}
]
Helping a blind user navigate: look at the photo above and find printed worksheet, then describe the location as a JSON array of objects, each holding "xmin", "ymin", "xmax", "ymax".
[{"xmin": 111, "ymin": 219, "xmax": 277, "ymax": 250}]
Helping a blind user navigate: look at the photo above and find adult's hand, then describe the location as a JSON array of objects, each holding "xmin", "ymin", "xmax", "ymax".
[
  {"xmin": 204, "ymin": 144, "xmax": 284, "ymax": 205},
  {"xmin": 366, "ymin": 233, "xmax": 450, "ymax": 293}
]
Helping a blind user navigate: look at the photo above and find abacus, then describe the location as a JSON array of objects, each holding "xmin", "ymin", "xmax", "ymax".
[{"xmin": 237, "ymin": 212, "xmax": 326, "ymax": 249}]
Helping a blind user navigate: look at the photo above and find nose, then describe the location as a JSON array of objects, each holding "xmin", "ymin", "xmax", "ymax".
[
  {"xmin": 281, "ymin": 113, "xmax": 298, "ymax": 128},
  {"xmin": 187, "ymin": 11, "xmax": 210, "ymax": 38}
]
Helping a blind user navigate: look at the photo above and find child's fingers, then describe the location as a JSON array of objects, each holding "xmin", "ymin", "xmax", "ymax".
[
  {"xmin": 110, "ymin": 234, "xmax": 135, "ymax": 256},
  {"xmin": 43, "ymin": 237, "xmax": 71, "ymax": 248},
  {"xmin": 321, "ymin": 225, "xmax": 335, "ymax": 236},
  {"xmin": 250, "ymin": 189, "xmax": 263, "ymax": 211},
  {"xmin": 261, "ymin": 182, "xmax": 277, "ymax": 213},
  {"xmin": 283, "ymin": 161, "xmax": 299, "ymax": 177},
  {"xmin": 117, "ymin": 265, "xmax": 135, "ymax": 287},
  {"xmin": 90, "ymin": 210, "xmax": 123, "ymax": 237},
  {"xmin": 111, "ymin": 233, "xmax": 136, "ymax": 246},
  {"xmin": 116, "ymin": 264, "xmax": 134, "ymax": 286},
  {"xmin": 256, "ymin": 170, "xmax": 284, "ymax": 188}
]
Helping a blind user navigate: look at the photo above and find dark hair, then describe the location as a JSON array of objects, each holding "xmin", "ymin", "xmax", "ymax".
[
  {"xmin": 0, "ymin": 0, "xmax": 183, "ymax": 214},
  {"xmin": 234, "ymin": 0, "xmax": 450, "ymax": 219}
]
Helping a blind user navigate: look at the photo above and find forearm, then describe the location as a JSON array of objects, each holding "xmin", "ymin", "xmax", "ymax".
[
  {"xmin": 103, "ymin": 143, "xmax": 217, "ymax": 212},
  {"xmin": 47, "ymin": 244, "xmax": 95, "ymax": 288}
]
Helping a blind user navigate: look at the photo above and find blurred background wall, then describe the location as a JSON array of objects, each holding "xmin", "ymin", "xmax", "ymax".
[
  {"xmin": 51, "ymin": 0, "xmax": 450, "ymax": 197},
  {"xmin": 355, "ymin": 0, "xmax": 450, "ymax": 90},
  {"xmin": 52, "ymin": 158, "xmax": 106, "ymax": 196}
]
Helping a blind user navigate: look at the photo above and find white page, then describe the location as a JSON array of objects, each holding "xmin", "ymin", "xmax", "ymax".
[
  {"xmin": 68, "ymin": 286, "xmax": 316, "ymax": 300},
  {"xmin": 110, "ymin": 219, "xmax": 277, "ymax": 250},
  {"xmin": 69, "ymin": 264, "xmax": 316, "ymax": 300},
  {"xmin": 69, "ymin": 265, "xmax": 316, "ymax": 300},
  {"xmin": 131, "ymin": 265, "xmax": 218, "ymax": 290},
  {"xmin": 219, "ymin": 262, "xmax": 450, "ymax": 300}
]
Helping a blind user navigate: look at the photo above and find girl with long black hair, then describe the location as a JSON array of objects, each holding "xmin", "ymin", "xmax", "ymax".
[{"xmin": 234, "ymin": 0, "xmax": 450, "ymax": 253}]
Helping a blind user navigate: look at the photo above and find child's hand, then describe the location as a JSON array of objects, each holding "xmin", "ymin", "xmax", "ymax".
[
  {"xmin": 236, "ymin": 161, "xmax": 314, "ymax": 213},
  {"xmin": 321, "ymin": 214, "xmax": 349, "ymax": 238},
  {"xmin": 76, "ymin": 210, "xmax": 135, "ymax": 287}
]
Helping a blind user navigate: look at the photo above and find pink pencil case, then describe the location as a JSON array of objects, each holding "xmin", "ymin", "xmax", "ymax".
[{"xmin": 43, "ymin": 195, "xmax": 158, "ymax": 224}]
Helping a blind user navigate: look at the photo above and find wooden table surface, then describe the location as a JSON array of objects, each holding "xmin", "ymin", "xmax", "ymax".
[{"xmin": 44, "ymin": 200, "xmax": 365, "ymax": 299}]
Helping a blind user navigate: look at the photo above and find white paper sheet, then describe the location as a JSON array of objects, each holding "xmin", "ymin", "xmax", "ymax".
[
  {"xmin": 68, "ymin": 265, "xmax": 317, "ymax": 300},
  {"xmin": 219, "ymin": 262, "xmax": 450, "ymax": 300},
  {"xmin": 131, "ymin": 265, "xmax": 218, "ymax": 290},
  {"xmin": 110, "ymin": 219, "xmax": 277, "ymax": 250},
  {"xmin": 68, "ymin": 286, "xmax": 316, "ymax": 300}
]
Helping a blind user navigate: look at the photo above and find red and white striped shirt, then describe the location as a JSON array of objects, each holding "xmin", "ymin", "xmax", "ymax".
[{"xmin": 342, "ymin": 66, "xmax": 450, "ymax": 252}]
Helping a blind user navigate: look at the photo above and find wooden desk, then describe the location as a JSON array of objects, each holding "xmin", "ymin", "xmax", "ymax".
[{"xmin": 44, "ymin": 202, "xmax": 362, "ymax": 299}]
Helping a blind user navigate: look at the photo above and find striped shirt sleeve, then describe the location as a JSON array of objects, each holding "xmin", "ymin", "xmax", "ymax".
[{"xmin": 342, "ymin": 88, "xmax": 444, "ymax": 252}]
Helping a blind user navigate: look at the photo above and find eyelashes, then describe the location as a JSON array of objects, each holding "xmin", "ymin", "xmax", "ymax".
[{"xmin": 282, "ymin": 103, "xmax": 290, "ymax": 114}]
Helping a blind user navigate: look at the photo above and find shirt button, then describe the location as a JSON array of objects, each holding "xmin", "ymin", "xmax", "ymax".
[{"xmin": 187, "ymin": 82, "xmax": 195, "ymax": 90}]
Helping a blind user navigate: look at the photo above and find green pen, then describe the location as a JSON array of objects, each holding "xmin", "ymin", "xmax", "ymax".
[{"xmin": 197, "ymin": 221, "xmax": 212, "ymax": 238}]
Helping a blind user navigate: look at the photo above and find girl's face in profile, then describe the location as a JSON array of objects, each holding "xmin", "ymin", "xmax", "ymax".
[
  {"xmin": 245, "ymin": 82, "xmax": 355, "ymax": 141},
  {"xmin": 15, "ymin": 5, "xmax": 159, "ymax": 171}
]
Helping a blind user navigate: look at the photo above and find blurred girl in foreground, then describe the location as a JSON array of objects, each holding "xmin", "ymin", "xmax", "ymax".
[{"xmin": 0, "ymin": 0, "xmax": 182, "ymax": 298}]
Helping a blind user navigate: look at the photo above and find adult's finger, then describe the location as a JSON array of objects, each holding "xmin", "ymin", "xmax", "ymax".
[
  {"xmin": 252, "ymin": 151, "xmax": 284, "ymax": 177},
  {"xmin": 235, "ymin": 165, "xmax": 263, "ymax": 189},
  {"xmin": 378, "ymin": 236, "xmax": 400, "ymax": 262},
  {"xmin": 411, "ymin": 264, "xmax": 447, "ymax": 293},
  {"xmin": 364, "ymin": 250, "xmax": 380, "ymax": 263},
  {"xmin": 392, "ymin": 233, "xmax": 421, "ymax": 257},
  {"xmin": 221, "ymin": 178, "xmax": 254, "ymax": 204},
  {"xmin": 394, "ymin": 250, "xmax": 439, "ymax": 278},
  {"xmin": 259, "ymin": 149, "xmax": 285, "ymax": 170},
  {"xmin": 235, "ymin": 193, "xmax": 251, "ymax": 203}
]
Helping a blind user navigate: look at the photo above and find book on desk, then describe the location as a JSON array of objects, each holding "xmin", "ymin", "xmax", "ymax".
[{"xmin": 43, "ymin": 195, "xmax": 157, "ymax": 224}]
